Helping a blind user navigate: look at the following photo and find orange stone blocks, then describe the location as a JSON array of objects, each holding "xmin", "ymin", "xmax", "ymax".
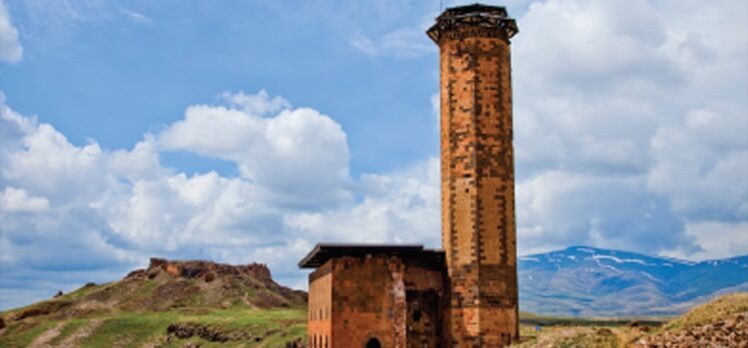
[{"xmin": 428, "ymin": 5, "xmax": 519, "ymax": 346}]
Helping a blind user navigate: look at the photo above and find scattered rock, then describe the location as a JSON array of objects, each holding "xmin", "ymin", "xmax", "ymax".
[
  {"xmin": 167, "ymin": 323, "xmax": 234, "ymax": 342},
  {"xmin": 126, "ymin": 269, "xmax": 146, "ymax": 278},
  {"xmin": 638, "ymin": 311, "xmax": 748, "ymax": 347},
  {"xmin": 54, "ymin": 290, "xmax": 64, "ymax": 298},
  {"xmin": 165, "ymin": 322, "xmax": 287, "ymax": 343},
  {"xmin": 203, "ymin": 271, "xmax": 216, "ymax": 283},
  {"xmin": 285, "ymin": 338, "xmax": 307, "ymax": 348},
  {"xmin": 15, "ymin": 300, "xmax": 73, "ymax": 320}
]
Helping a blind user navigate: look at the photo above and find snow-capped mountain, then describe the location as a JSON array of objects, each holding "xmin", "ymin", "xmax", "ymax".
[{"xmin": 518, "ymin": 246, "xmax": 748, "ymax": 317}]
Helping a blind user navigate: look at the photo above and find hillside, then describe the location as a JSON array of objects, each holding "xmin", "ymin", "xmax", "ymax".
[
  {"xmin": 519, "ymin": 246, "xmax": 748, "ymax": 317},
  {"xmin": 512, "ymin": 292, "xmax": 748, "ymax": 347},
  {"xmin": 0, "ymin": 258, "xmax": 307, "ymax": 347}
]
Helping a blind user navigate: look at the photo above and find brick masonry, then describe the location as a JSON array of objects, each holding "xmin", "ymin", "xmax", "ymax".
[
  {"xmin": 429, "ymin": 5, "xmax": 519, "ymax": 347},
  {"xmin": 306, "ymin": 254, "xmax": 447, "ymax": 348},
  {"xmin": 302, "ymin": 4, "xmax": 519, "ymax": 347}
]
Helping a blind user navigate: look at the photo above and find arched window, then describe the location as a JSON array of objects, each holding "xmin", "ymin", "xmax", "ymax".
[
  {"xmin": 325, "ymin": 335, "xmax": 329, "ymax": 348},
  {"xmin": 366, "ymin": 338, "xmax": 381, "ymax": 348}
]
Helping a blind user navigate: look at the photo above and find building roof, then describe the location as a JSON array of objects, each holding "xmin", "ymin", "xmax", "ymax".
[
  {"xmin": 298, "ymin": 243, "xmax": 444, "ymax": 268},
  {"xmin": 427, "ymin": 3, "xmax": 518, "ymax": 43}
]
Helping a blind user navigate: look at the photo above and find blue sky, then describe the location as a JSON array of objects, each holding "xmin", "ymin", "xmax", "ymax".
[{"xmin": 1, "ymin": 0, "xmax": 747, "ymax": 310}]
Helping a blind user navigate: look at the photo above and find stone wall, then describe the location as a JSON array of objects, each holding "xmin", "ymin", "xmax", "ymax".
[
  {"xmin": 431, "ymin": 7, "xmax": 520, "ymax": 346},
  {"xmin": 147, "ymin": 258, "xmax": 272, "ymax": 282},
  {"xmin": 308, "ymin": 261, "xmax": 333, "ymax": 348},
  {"xmin": 307, "ymin": 255, "xmax": 445, "ymax": 348}
]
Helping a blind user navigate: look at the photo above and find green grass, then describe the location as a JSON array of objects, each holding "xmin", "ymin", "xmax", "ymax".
[
  {"xmin": 0, "ymin": 306, "xmax": 306, "ymax": 348},
  {"xmin": 81, "ymin": 313, "xmax": 176, "ymax": 347},
  {"xmin": 59, "ymin": 283, "xmax": 107, "ymax": 302},
  {"xmin": 0, "ymin": 320, "xmax": 58, "ymax": 348},
  {"xmin": 48, "ymin": 319, "xmax": 89, "ymax": 345}
]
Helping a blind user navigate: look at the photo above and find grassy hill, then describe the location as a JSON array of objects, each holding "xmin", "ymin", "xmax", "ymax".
[{"xmin": 0, "ymin": 258, "xmax": 307, "ymax": 347}]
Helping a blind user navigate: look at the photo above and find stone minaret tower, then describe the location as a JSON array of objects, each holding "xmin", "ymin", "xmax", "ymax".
[{"xmin": 427, "ymin": 4, "xmax": 519, "ymax": 347}]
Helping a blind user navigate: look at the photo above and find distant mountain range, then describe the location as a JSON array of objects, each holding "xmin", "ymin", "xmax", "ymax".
[{"xmin": 518, "ymin": 246, "xmax": 748, "ymax": 317}]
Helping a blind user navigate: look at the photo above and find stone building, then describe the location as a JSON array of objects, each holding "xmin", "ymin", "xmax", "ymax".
[{"xmin": 299, "ymin": 4, "xmax": 519, "ymax": 347}]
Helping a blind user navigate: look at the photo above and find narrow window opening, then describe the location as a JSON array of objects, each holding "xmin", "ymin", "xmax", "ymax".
[{"xmin": 412, "ymin": 309, "xmax": 422, "ymax": 322}]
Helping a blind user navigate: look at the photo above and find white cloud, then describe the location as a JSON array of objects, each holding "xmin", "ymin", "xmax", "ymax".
[
  {"xmin": 159, "ymin": 92, "xmax": 351, "ymax": 207},
  {"xmin": 0, "ymin": 90, "xmax": 447, "ymax": 308},
  {"xmin": 0, "ymin": 90, "xmax": 357, "ymax": 309},
  {"xmin": 510, "ymin": 0, "xmax": 748, "ymax": 259},
  {"xmin": 284, "ymin": 158, "xmax": 441, "ymax": 247},
  {"xmin": 515, "ymin": 171, "xmax": 695, "ymax": 255},
  {"xmin": 0, "ymin": 187, "xmax": 49, "ymax": 212},
  {"xmin": 351, "ymin": 27, "xmax": 435, "ymax": 59},
  {"xmin": 0, "ymin": 0, "xmax": 22, "ymax": 63},
  {"xmin": 221, "ymin": 89, "xmax": 291, "ymax": 116},
  {"xmin": 662, "ymin": 221, "xmax": 748, "ymax": 261},
  {"xmin": 648, "ymin": 108, "xmax": 748, "ymax": 219}
]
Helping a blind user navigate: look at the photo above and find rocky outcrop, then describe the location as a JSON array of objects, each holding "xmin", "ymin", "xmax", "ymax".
[{"xmin": 147, "ymin": 258, "xmax": 273, "ymax": 282}]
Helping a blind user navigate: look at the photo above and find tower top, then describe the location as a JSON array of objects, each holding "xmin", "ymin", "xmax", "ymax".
[{"xmin": 427, "ymin": 3, "xmax": 518, "ymax": 44}]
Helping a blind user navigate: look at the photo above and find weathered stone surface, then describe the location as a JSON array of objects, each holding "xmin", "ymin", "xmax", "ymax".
[
  {"xmin": 306, "ymin": 254, "xmax": 447, "ymax": 348},
  {"xmin": 147, "ymin": 258, "xmax": 273, "ymax": 283},
  {"xmin": 435, "ymin": 6, "xmax": 519, "ymax": 347}
]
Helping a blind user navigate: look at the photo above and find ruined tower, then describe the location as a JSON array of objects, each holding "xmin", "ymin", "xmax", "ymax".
[
  {"xmin": 300, "ymin": 4, "xmax": 520, "ymax": 348},
  {"xmin": 428, "ymin": 4, "xmax": 519, "ymax": 347}
]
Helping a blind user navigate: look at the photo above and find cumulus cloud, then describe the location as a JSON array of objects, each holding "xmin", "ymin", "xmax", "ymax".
[
  {"xmin": 0, "ymin": 0, "xmax": 22, "ymax": 63},
  {"xmin": 516, "ymin": 171, "xmax": 693, "ymax": 255},
  {"xmin": 284, "ymin": 158, "xmax": 440, "ymax": 246},
  {"xmin": 662, "ymin": 221, "xmax": 748, "ymax": 261},
  {"xmin": 510, "ymin": 0, "xmax": 748, "ymax": 258},
  {"xmin": 159, "ymin": 91, "xmax": 351, "ymax": 207},
  {"xmin": 0, "ymin": 90, "xmax": 434, "ymax": 309},
  {"xmin": 647, "ymin": 108, "xmax": 748, "ymax": 220}
]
